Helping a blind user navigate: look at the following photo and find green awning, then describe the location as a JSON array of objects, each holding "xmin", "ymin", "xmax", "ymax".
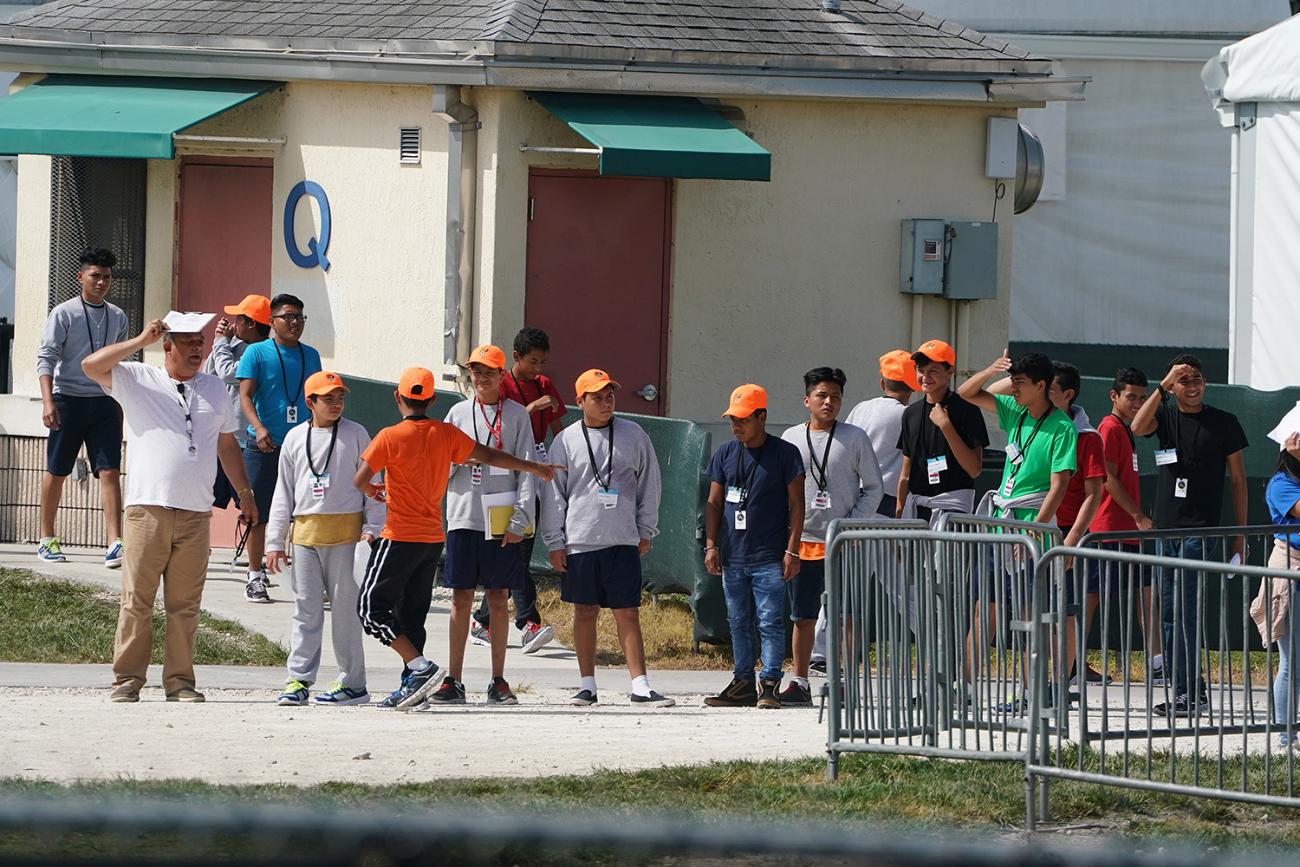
[
  {"xmin": 530, "ymin": 91, "xmax": 771, "ymax": 182},
  {"xmin": 0, "ymin": 75, "xmax": 279, "ymax": 159}
]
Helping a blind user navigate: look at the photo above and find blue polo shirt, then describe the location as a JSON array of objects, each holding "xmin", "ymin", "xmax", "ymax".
[
  {"xmin": 235, "ymin": 338, "xmax": 322, "ymax": 446},
  {"xmin": 1267, "ymin": 471, "xmax": 1300, "ymax": 550},
  {"xmin": 707, "ymin": 436, "xmax": 805, "ymax": 569}
]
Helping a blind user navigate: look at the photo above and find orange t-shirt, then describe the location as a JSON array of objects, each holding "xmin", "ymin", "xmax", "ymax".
[
  {"xmin": 799, "ymin": 541, "xmax": 826, "ymax": 561},
  {"xmin": 361, "ymin": 417, "xmax": 476, "ymax": 543}
]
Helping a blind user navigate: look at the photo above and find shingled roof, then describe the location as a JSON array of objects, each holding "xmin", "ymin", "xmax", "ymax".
[{"xmin": 1, "ymin": 0, "xmax": 1046, "ymax": 75}]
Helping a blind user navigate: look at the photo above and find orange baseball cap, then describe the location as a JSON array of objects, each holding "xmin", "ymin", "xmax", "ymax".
[
  {"xmin": 879, "ymin": 350, "xmax": 921, "ymax": 391},
  {"xmin": 575, "ymin": 368, "xmax": 620, "ymax": 400},
  {"xmin": 305, "ymin": 371, "xmax": 349, "ymax": 398},
  {"xmin": 466, "ymin": 344, "xmax": 506, "ymax": 370},
  {"xmin": 912, "ymin": 338, "xmax": 956, "ymax": 367},
  {"xmin": 398, "ymin": 367, "xmax": 435, "ymax": 400},
  {"xmin": 222, "ymin": 294, "xmax": 271, "ymax": 326},
  {"xmin": 722, "ymin": 384, "xmax": 767, "ymax": 419}
]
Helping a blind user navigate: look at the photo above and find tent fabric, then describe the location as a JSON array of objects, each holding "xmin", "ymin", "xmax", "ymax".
[
  {"xmin": 0, "ymin": 75, "xmax": 279, "ymax": 159},
  {"xmin": 1203, "ymin": 14, "xmax": 1300, "ymax": 107},
  {"xmin": 529, "ymin": 91, "xmax": 771, "ymax": 181}
]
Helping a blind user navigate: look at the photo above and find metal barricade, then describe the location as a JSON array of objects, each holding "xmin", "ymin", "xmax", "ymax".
[
  {"xmin": 825, "ymin": 528, "xmax": 1043, "ymax": 780},
  {"xmin": 1027, "ymin": 544, "xmax": 1300, "ymax": 829}
]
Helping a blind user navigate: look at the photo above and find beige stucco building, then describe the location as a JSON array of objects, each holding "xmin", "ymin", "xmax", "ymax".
[{"xmin": 0, "ymin": 0, "xmax": 1083, "ymax": 438}]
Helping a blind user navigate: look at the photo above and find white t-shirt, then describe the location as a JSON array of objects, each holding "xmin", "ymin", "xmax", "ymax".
[
  {"xmin": 845, "ymin": 396, "xmax": 907, "ymax": 497},
  {"xmin": 108, "ymin": 362, "xmax": 237, "ymax": 512}
]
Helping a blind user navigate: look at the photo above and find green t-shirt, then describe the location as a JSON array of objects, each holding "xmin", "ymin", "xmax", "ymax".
[{"xmin": 993, "ymin": 394, "xmax": 1076, "ymax": 521}]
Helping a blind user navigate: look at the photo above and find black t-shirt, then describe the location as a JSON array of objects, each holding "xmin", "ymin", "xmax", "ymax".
[
  {"xmin": 1151, "ymin": 401, "xmax": 1248, "ymax": 528},
  {"xmin": 897, "ymin": 390, "xmax": 989, "ymax": 496}
]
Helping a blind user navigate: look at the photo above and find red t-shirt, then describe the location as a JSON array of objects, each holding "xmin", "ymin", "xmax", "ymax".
[
  {"xmin": 500, "ymin": 371, "xmax": 566, "ymax": 444},
  {"xmin": 1091, "ymin": 414, "xmax": 1141, "ymax": 534},
  {"xmin": 1055, "ymin": 429, "xmax": 1105, "ymax": 528}
]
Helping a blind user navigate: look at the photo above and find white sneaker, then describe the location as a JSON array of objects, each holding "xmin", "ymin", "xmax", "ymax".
[
  {"xmin": 469, "ymin": 620, "xmax": 491, "ymax": 647},
  {"xmin": 36, "ymin": 537, "xmax": 67, "ymax": 563},
  {"xmin": 244, "ymin": 574, "xmax": 271, "ymax": 603},
  {"xmin": 520, "ymin": 622, "xmax": 555, "ymax": 654},
  {"xmin": 104, "ymin": 538, "xmax": 124, "ymax": 569}
]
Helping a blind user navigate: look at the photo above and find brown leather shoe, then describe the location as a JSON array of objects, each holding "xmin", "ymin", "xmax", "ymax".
[
  {"xmin": 109, "ymin": 684, "xmax": 140, "ymax": 703},
  {"xmin": 165, "ymin": 687, "xmax": 206, "ymax": 703},
  {"xmin": 703, "ymin": 676, "xmax": 758, "ymax": 708}
]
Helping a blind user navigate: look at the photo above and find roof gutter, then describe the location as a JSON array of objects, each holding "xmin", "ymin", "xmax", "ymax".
[{"xmin": 433, "ymin": 84, "xmax": 479, "ymax": 387}]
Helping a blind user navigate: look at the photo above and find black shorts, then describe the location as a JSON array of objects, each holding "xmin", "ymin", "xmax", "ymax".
[
  {"xmin": 788, "ymin": 558, "xmax": 824, "ymax": 621},
  {"xmin": 357, "ymin": 539, "xmax": 442, "ymax": 646},
  {"xmin": 442, "ymin": 528, "xmax": 525, "ymax": 591},
  {"xmin": 212, "ymin": 459, "xmax": 238, "ymax": 509},
  {"xmin": 1086, "ymin": 541, "xmax": 1152, "ymax": 593},
  {"xmin": 47, "ymin": 394, "xmax": 122, "ymax": 477},
  {"xmin": 242, "ymin": 445, "xmax": 280, "ymax": 527},
  {"xmin": 562, "ymin": 546, "xmax": 642, "ymax": 609}
]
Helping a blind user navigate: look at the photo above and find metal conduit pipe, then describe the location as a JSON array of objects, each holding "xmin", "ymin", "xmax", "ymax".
[{"xmin": 434, "ymin": 84, "xmax": 480, "ymax": 386}]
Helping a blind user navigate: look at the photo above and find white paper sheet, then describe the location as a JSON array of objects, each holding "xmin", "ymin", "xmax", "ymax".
[
  {"xmin": 480, "ymin": 490, "xmax": 518, "ymax": 539},
  {"xmin": 1267, "ymin": 401, "xmax": 1300, "ymax": 445},
  {"xmin": 163, "ymin": 310, "xmax": 216, "ymax": 333}
]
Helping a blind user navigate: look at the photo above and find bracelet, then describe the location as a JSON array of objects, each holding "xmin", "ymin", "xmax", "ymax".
[
  {"xmin": 785, "ymin": 550, "xmax": 799, "ymax": 558},
  {"xmin": 236, "ymin": 487, "xmax": 253, "ymax": 499},
  {"xmin": 704, "ymin": 545, "xmax": 718, "ymax": 552}
]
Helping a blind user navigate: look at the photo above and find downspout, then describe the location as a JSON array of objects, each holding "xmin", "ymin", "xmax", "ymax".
[{"xmin": 434, "ymin": 84, "xmax": 480, "ymax": 387}]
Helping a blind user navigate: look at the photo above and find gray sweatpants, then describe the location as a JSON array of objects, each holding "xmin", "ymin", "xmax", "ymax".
[{"xmin": 287, "ymin": 542, "xmax": 366, "ymax": 690}]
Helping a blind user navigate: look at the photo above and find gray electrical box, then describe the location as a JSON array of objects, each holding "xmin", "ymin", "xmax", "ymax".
[
  {"xmin": 943, "ymin": 220, "xmax": 998, "ymax": 300},
  {"xmin": 899, "ymin": 219, "xmax": 946, "ymax": 295}
]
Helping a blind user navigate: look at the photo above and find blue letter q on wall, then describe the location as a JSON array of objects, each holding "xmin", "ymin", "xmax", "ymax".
[{"xmin": 284, "ymin": 180, "xmax": 331, "ymax": 271}]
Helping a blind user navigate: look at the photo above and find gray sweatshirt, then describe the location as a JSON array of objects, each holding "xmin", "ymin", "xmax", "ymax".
[
  {"xmin": 266, "ymin": 417, "xmax": 385, "ymax": 553},
  {"xmin": 781, "ymin": 421, "xmax": 884, "ymax": 544},
  {"xmin": 845, "ymin": 396, "xmax": 907, "ymax": 495},
  {"xmin": 541, "ymin": 416, "xmax": 661, "ymax": 554},
  {"xmin": 203, "ymin": 336, "xmax": 251, "ymax": 447},
  {"xmin": 36, "ymin": 296, "xmax": 130, "ymax": 396},
  {"xmin": 444, "ymin": 397, "xmax": 537, "ymax": 536}
]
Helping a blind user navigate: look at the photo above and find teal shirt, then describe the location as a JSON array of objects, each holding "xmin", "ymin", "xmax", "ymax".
[{"xmin": 993, "ymin": 394, "xmax": 1076, "ymax": 521}]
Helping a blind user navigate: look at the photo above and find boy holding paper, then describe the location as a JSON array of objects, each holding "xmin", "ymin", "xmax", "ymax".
[{"xmin": 429, "ymin": 345, "xmax": 538, "ymax": 706}]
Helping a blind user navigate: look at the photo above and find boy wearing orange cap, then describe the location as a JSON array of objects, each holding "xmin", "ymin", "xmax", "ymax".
[
  {"xmin": 430, "ymin": 345, "xmax": 538, "ymax": 706},
  {"xmin": 539, "ymin": 369, "xmax": 674, "ymax": 708},
  {"xmin": 264, "ymin": 371, "xmax": 383, "ymax": 706},
  {"xmin": 353, "ymin": 367, "xmax": 556, "ymax": 711},
  {"xmin": 205, "ymin": 294, "xmax": 271, "ymax": 510},
  {"xmin": 704, "ymin": 384, "xmax": 806, "ymax": 709}
]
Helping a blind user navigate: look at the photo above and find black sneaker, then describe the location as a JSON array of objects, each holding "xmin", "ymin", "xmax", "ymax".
[
  {"xmin": 375, "ymin": 685, "xmax": 404, "ymax": 710},
  {"xmin": 244, "ymin": 575, "xmax": 271, "ymax": 604},
  {"xmin": 486, "ymin": 677, "xmax": 518, "ymax": 706},
  {"xmin": 757, "ymin": 678, "xmax": 783, "ymax": 709},
  {"xmin": 394, "ymin": 662, "xmax": 445, "ymax": 710},
  {"xmin": 571, "ymin": 689, "xmax": 598, "ymax": 706},
  {"xmin": 1153, "ymin": 692, "xmax": 1208, "ymax": 719},
  {"xmin": 778, "ymin": 681, "xmax": 813, "ymax": 706},
  {"xmin": 422, "ymin": 676, "xmax": 466, "ymax": 706},
  {"xmin": 704, "ymin": 676, "xmax": 758, "ymax": 708},
  {"xmin": 809, "ymin": 659, "xmax": 828, "ymax": 678},
  {"xmin": 630, "ymin": 690, "xmax": 675, "ymax": 708}
]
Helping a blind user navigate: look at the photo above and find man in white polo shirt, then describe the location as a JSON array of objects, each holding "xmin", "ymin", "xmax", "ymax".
[{"xmin": 82, "ymin": 314, "xmax": 258, "ymax": 703}]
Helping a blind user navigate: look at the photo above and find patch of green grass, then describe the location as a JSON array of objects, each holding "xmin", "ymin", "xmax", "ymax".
[{"xmin": 0, "ymin": 568, "xmax": 286, "ymax": 666}]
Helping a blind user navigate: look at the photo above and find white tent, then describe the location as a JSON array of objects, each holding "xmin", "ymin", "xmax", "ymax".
[{"xmin": 1203, "ymin": 14, "xmax": 1300, "ymax": 391}]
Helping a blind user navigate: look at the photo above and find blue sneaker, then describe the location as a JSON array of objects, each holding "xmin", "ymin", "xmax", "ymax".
[
  {"xmin": 277, "ymin": 679, "xmax": 310, "ymax": 706},
  {"xmin": 313, "ymin": 681, "xmax": 369, "ymax": 706},
  {"xmin": 394, "ymin": 662, "xmax": 445, "ymax": 710},
  {"xmin": 104, "ymin": 538, "xmax": 124, "ymax": 569},
  {"xmin": 36, "ymin": 537, "xmax": 67, "ymax": 563}
]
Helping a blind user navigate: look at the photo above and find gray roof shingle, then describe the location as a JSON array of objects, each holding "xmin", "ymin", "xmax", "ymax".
[{"xmin": 3, "ymin": 0, "xmax": 1043, "ymax": 70}]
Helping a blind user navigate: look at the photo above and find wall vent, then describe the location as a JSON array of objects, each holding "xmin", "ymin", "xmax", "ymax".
[{"xmin": 399, "ymin": 127, "xmax": 422, "ymax": 165}]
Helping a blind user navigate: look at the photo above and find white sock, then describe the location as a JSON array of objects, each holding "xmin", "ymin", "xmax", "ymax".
[
  {"xmin": 793, "ymin": 676, "xmax": 809, "ymax": 690},
  {"xmin": 409, "ymin": 656, "xmax": 432, "ymax": 673},
  {"xmin": 39, "ymin": 536, "xmax": 54, "ymax": 545},
  {"xmin": 631, "ymin": 675, "xmax": 652, "ymax": 697},
  {"xmin": 581, "ymin": 675, "xmax": 598, "ymax": 695},
  {"xmin": 247, "ymin": 569, "xmax": 265, "ymax": 582},
  {"xmin": 1152, "ymin": 654, "xmax": 1164, "ymax": 669}
]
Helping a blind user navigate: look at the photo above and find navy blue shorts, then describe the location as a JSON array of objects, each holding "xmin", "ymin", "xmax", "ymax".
[
  {"xmin": 46, "ymin": 395, "xmax": 122, "ymax": 477},
  {"xmin": 789, "ymin": 558, "xmax": 824, "ymax": 621},
  {"xmin": 562, "ymin": 546, "xmax": 642, "ymax": 609},
  {"xmin": 242, "ymin": 445, "xmax": 280, "ymax": 527},
  {"xmin": 442, "ymin": 528, "xmax": 525, "ymax": 591},
  {"xmin": 1086, "ymin": 541, "xmax": 1152, "ymax": 593}
]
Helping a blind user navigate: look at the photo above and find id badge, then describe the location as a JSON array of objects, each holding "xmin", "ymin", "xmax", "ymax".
[
  {"xmin": 1155, "ymin": 448, "xmax": 1178, "ymax": 466},
  {"xmin": 1174, "ymin": 477, "xmax": 1189, "ymax": 499},
  {"xmin": 286, "ymin": 405, "xmax": 298, "ymax": 424},
  {"xmin": 734, "ymin": 509, "xmax": 747, "ymax": 530},
  {"xmin": 311, "ymin": 483, "xmax": 326, "ymax": 501},
  {"xmin": 927, "ymin": 456, "xmax": 948, "ymax": 485},
  {"xmin": 812, "ymin": 490, "xmax": 832, "ymax": 510},
  {"xmin": 597, "ymin": 487, "xmax": 620, "ymax": 510},
  {"xmin": 726, "ymin": 486, "xmax": 744, "ymax": 504},
  {"xmin": 1005, "ymin": 442, "xmax": 1023, "ymax": 465},
  {"xmin": 1132, "ymin": 453, "xmax": 1140, "ymax": 473},
  {"xmin": 1001, "ymin": 476, "xmax": 1015, "ymax": 498},
  {"xmin": 317, "ymin": 472, "xmax": 330, "ymax": 490},
  {"xmin": 534, "ymin": 442, "xmax": 548, "ymax": 462},
  {"xmin": 471, "ymin": 465, "xmax": 483, "ymax": 486},
  {"xmin": 186, "ymin": 443, "xmax": 198, "ymax": 463}
]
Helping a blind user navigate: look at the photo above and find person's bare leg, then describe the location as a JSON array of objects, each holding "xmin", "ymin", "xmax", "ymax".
[
  {"xmin": 612, "ymin": 608, "xmax": 647, "ymax": 680},
  {"xmin": 39, "ymin": 473, "xmax": 66, "ymax": 540},
  {"xmin": 99, "ymin": 470, "xmax": 123, "ymax": 544},
  {"xmin": 573, "ymin": 604, "xmax": 600, "ymax": 678},
  {"xmin": 247, "ymin": 525, "xmax": 267, "ymax": 574},
  {"xmin": 1063, "ymin": 616, "xmax": 1079, "ymax": 685},
  {"xmin": 486, "ymin": 589, "xmax": 509, "ymax": 679},
  {"xmin": 448, "ymin": 588, "xmax": 475, "ymax": 681},
  {"xmin": 390, "ymin": 635, "xmax": 421, "ymax": 665},
  {"xmin": 792, "ymin": 618, "xmax": 815, "ymax": 680}
]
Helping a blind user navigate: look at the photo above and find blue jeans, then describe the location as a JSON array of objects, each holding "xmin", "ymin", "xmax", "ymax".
[
  {"xmin": 1159, "ymin": 536, "xmax": 1220, "ymax": 697},
  {"xmin": 1275, "ymin": 584, "xmax": 1300, "ymax": 729},
  {"xmin": 722, "ymin": 562, "xmax": 787, "ymax": 682}
]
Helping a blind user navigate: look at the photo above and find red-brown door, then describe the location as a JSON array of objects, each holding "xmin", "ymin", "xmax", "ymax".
[
  {"xmin": 524, "ymin": 170, "xmax": 671, "ymax": 416},
  {"xmin": 176, "ymin": 157, "xmax": 273, "ymax": 549}
]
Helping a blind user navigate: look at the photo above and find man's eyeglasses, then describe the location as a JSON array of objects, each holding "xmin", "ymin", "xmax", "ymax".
[{"xmin": 274, "ymin": 313, "xmax": 307, "ymax": 323}]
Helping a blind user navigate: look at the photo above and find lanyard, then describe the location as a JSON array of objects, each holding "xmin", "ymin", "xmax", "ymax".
[
  {"xmin": 733, "ymin": 439, "xmax": 767, "ymax": 506},
  {"xmin": 1007, "ymin": 407, "xmax": 1048, "ymax": 481},
  {"xmin": 472, "ymin": 397, "xmax": 504, "ymax": 449},
  {"xmin": 305, "ymin": 421, "xmax": 339, "ymax": 482},
  {"xmin": 81, "ymin": 300, "xmax": 109, "ymax": 354},
  {"xmin": 274, "ymin": 341, "xmax": 306, "ymax": 405},
  {"xmin": 920, "ymin": 390, "xmax": 950, "ymax": 458},
  {"xmin": 174, "ymin": 381, "xmax": 196, "ymax": 456},
  {"xmin": 1111, "ymin": 412, "xmax": 1136, "ymax": 452},
  {"xmin": 804, "ymin": 421, "xmax": 835, "ymax": 491},
  {"xmin": 581, "ymin": 419, "xmax": 615, "ymax": 490},
  {"xmin": 1169, "ymin": 404, "xmax": 1205, "ymax": 468},
  {"xmin": 506, "ymin": 371, "xmax": 541, "ymax": 407}
]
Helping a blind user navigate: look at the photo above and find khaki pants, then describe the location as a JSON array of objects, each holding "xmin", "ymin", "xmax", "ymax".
[{"xmin": 112, "ymin": 504, "xmax": 212, "ymax": 693}]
